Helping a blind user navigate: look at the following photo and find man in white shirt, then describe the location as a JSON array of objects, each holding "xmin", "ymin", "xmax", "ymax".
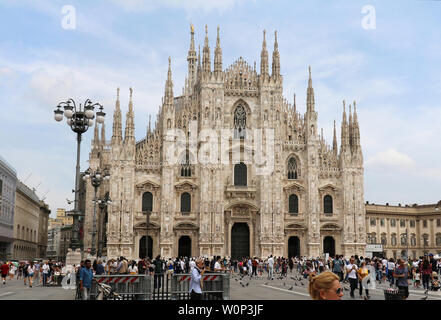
[
  {"xmin": 42, "ymin": 262, "xmax": 50, "ymax": 286},
  {"xmin": 189, "ymin": 259, "xmax": 205, "ymax": 300},
  {"xmin": 267, "ymin": 255, "xmax": 274, "ymax": 280},
  {"xmin": 345, "ymin": 257, "xmax": 358, "ymax": 298},
  {"xmin": 189, "ymin": 259, "xmax": 196, "ymax": 270},
  {"xmin": 214, "ymin": 256, "xmax": 223, "ymax": 272}
]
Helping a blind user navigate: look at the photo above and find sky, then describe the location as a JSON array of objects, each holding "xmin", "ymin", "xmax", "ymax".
[{"xmin": 0, "ymin": 0, "xmax": 440, "ymax": 218}]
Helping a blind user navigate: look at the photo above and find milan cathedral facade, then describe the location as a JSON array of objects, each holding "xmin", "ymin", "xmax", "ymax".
[{"xmin": 84, "ymin": 25, "xmax": 366, "ymax": 260}]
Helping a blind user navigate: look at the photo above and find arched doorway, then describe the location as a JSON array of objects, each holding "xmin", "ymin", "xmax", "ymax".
[
  {"xmin": 323, "ymin": 236, "xmax": 335, "ymax": 257},
  {"xmin": 288, "ymin": 236, "xmax": 300, "ymax": 258},
  {"xmin": 139, "ymin": 236, "xmax": 153, "ymax": 259},
  {"xmin": 231, "ymin": 223, "xmax": 250, "ymax": 259},
  {"xmin": 178, "ymin": 236, "xmax": 192, "ymax": 258}
]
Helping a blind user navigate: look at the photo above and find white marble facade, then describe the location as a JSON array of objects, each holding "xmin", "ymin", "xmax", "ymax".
[{"xmin": 84, "ymin": 26, "xmax": 366, "ymax": 260}]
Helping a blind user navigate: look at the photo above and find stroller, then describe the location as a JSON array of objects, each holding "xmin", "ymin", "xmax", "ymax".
[{"xmin": 430, "ymin": 272, "xmax": 440, "ymax": 291}]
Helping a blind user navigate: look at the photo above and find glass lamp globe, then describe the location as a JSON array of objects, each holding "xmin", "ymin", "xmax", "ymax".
[
  {"xmin": 67, "ymin": 118, "xmax": 72, "ymax": 126},
  {"xmin": 54, "ymin": 109, "xmax": 64, "ymax": 122},
  {"xmin": 96, "ymin": 111, "xmax": 105, "ymax": 123},
  {"xmin": 88, "ymin": 119, "xmax": 94, "ymax": 126},
  {"xmin": 84, "ymin": 105, "xmax": 94, "ymax": 119},
  {"xmin": 64, "ymin": 106, "xmax": 74, "ymax": 118}
]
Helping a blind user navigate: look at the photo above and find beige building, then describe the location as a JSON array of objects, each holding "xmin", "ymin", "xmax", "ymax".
[
  {"xmin": 365, "ymin": 201, "xmax": 441, "ymax": 259},
  {"xmin": 38, "ymin": 201, "xmax": 50, "ymax": 258},
  {"xmin": 48, "ymin": 208, "xmax": 73, "ymax": 230},
  {"xmin": 84, "ymin": 26, "xmax": 366, "ymax": 260},
  {"xmin": 13, "ymin": 181, "xmax": 40, "ymax": 260}
]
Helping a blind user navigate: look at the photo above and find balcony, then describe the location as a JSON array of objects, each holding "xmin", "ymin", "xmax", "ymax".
[{"xmin": 225, "ymin": 185, "xmax": 257, "ymax": 200}]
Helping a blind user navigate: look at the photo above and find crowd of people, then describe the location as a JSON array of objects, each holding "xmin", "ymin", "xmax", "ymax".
[
  {"xmin": 0, "ymin": 260, "xmax": 69, "ymax": 287},
  {"xmin": 3, "ymin": 252, "xmax": 440, "ymax": 301}
]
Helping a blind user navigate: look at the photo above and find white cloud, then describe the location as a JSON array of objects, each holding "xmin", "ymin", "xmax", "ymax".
[{"xmin": 365, "ymin": 148, "xmax": 415, "ymax": 169}]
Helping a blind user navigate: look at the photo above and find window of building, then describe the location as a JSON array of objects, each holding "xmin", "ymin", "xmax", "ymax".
[
  {"xmin": 400, "ymin": 220, "xmax": 406, "ymax": 228},
  {"xmin": 234, "ymin": 105, "xmax": 246, "ymax": 139},
  {"xmin": 391, "ymin": 234, "xmax": 397, "ymax": 246},
  {"xmin": 234, "ymin": 162, "xmax": 247, "ymax": 186},
  {"xmin": 381, "ymin": 234, "xmax": 387, "ymax": 245},
  {"xmin": 180, "ymin": 150, "xmax": 191, "ymax": 177},
  {"xmin": 287, "ymin": 157, "xmax": 298, "ymax": 180},
  {"xmin": 181, "ymin": 192, "xmax": 191, "ymax": 213},
  {"xmin": 390, "ymin": 219, "xmax": 396, "ymax": 227},
  {"xmin": 400, "ymin": 234, "xmax": 407, "ymax": 245},
  {"xmin": 411, "ymin": 235, "xmax": 416, "ymax": 246},
  {"xmin": 380, "ymin": 219, "xmax": 385, "ymax": 227},
  {"xmin": 142, "ymin": 192, "xmax": 153, "ymax": 212},
  {"xmin": 289, "ymin": 194, "xmax": 299, "ymax": 214},
  {"xmin": 437, "ymin": 219, "xmax": 440, "ymax": 227},
  {"xmin": 423, "ymin": 220, "xmax": 427, "ymax": 228},
  {"xmin": 324, "ymin": 195, "xmax": 333, "ymax": 215},
  {"xmin": 410, "ymin": 220, "xmax": 415, "ymax": 228},
  {"xmin": 423, "ymin": 234, "xmax": 429, "ymax": 246},
  {"xmin": 436, "ymin": 234, "xmax": 441, "ymax": 246},
  {"xmin": 370, "ymin": 218, "xmax": 376, "ymax": 227}
]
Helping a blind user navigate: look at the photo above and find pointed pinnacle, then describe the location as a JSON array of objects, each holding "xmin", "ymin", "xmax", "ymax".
[
  {"xmin": 274, "ymin": 30, "xmax": 278, "ymax": 49},
  {"xmin": 117, "ymin": 87, "xmax": 120, "ymax": 100},
  {"xmin": 263, "ymin": 29, "xmax": 267, "ymax": 48}
]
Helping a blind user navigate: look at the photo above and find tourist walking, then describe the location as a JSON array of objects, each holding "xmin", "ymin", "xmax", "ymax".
[
  {"xmin": 190, "ymin": 259, "xmax": 205, "ymax": 300},
  {"xmin": 420, "ymin": 257, "xmax": 433, "ymax": 293},
  {"xmin": 358, "ymin": 261, "xmax": 370, "ymax": 299},
  {"xmin": 267, "ymin": 255, "xmax": 274, "ymax": 280},
  {"xmin": 394, "ymin": 259, "xmax": 409, "ymax": 300},
  {"xmin": 79, "ymin": 260, "xmax": 93, "ymax": 300},
  {"xmin": 27, "ymin": 261, "xmax": 36, "ymax": 288},
  {"xmin": 345, "ymin": 257, "xmax": 358, "ymax": 298},
  {"xmin": 1, "ymin": 261, "xmax": 9, "ymax": 285}
]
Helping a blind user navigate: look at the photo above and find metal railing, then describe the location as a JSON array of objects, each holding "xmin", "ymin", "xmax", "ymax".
[
  {"xmin": 89, "ymin": 274, "xmax": 151, "ymax": 300},
  {"xmin": 84, "ymin": 272, "xmax": 230, "ymax": 300}
]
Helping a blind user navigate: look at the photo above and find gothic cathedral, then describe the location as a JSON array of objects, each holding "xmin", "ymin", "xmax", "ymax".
[{"xmin": 84, "ymin": 25, "xmax": 366, "ymax": 260}]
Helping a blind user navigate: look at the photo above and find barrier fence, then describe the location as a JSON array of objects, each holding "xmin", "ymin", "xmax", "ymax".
[
  {"xmin": 89, "ymin": 275, "xmax": 151, "ymax": 300},
  {"xmin": 86, "ymin": 272, "xmax": 230, "ymax": 300}
]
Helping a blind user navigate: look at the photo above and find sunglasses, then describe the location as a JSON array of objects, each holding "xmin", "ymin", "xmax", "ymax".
[{"xmin": 335, "ymin": 288, "xmax": 343, "ymax": 294}]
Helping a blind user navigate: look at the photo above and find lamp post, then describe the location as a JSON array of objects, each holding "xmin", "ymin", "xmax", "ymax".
[
  {"xmin": 97, "ymin": 193, "xmax": 112, "ymax": 258},
  {"xmin": 54, "ymin": 99, "xmax": 105, "ymax": 253},
  {"xmin": 83, "ymin": 167, "xmax": 110, "ymax": 257}
]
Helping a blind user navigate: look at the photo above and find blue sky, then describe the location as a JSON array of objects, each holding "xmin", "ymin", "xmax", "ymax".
[{"xmin": 1, "ymin": 0, "xmax": 440, "ymax": 218}]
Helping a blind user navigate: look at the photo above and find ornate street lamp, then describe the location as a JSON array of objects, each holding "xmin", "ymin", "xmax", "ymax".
[
  {"xmin": 83, "ymin": 167, "xmax": 110, "ymax": 257},
  {"xmin": 54, "ymin": 99, "xmax": 105, "ymax": 253}
]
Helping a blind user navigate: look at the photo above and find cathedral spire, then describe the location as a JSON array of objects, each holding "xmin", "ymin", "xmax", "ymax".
[
  {"xmin": 271, "ymin": 30, "xmax": 280, "ymax": 78},
  {"xmin": 333, "ymin": 119, "xmax": 338, "ymax": 156},
  {"xmin": 353, "ymin": 100, "xmax": 361, "ymax": 148},
  {"xmin": 341, "ymin": 100, "xmax": 350, "ymax": 150},
  {"xmin": 348, "ymin": 103, "xmax": 353, "ymax": 148},
  {"xmin": 111, "ymin": 87, "xmax": 122, "ymax": 145},
  {"xmin": 214, "ymin": 25, "xmax": 223, "ymax": 78},
  {"xmin": 187, "ymin": 23, "xmax": 197, "ymax": 88},
  {"xmin": 100, "ymin": 120, "xmax": 106, "ymax": 146},
  {"xmin": 124, "ymin": 88, "xmax": 135, "ymax": 144},
  {"xmin": 196, "ymin": 45, "xmax": 201, "ymax": 82},
  {"xmin": 293, "ymin": 93, "xmax": 297, "ymax": 113},
  {"xmin": 202, "ymin": 25, "xmax": 211, "ymax": 76},
  {"xmin": 164, "ymin": 57, "xmax": 174, "ymax": 105},
  {"xmin": 93, "ymin": 115, "xmax": 99, "ymax": 148},
  {"xmin": 306, "ymin": 66, "xmax": 315, "ymax": 113},
  {"xmin": 260, "ymin": 30, "xmax": 269, "ymax": 77}
]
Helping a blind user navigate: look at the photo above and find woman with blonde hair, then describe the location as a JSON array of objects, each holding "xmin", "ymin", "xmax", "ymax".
[{"xmin": 308, "ymin": 271, "xmax": 343, "ymax": 300}]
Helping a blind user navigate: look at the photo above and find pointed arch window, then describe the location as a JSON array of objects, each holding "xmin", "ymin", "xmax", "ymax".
[
  {"xmin": 234, "ymin": 162, "xmax": 247, "ymax": 186},
  {"xmin": 180, "ymin": 150, "xmax": 191, "ymax": 177},
  {"xmin": 181, "ymin": 192, "xmax": 191, "ymax": 213},
  {"xmin": 234, "ymin": 105, "xmax": 246, "ymax": 139},
  {"xmin": 287, "ymin": 157, "xmax": 298, "ymax": 179},
  {"xmin": 289, "ymin": 194, "xmax": 299, "ymax": 214},
  {"xmin": 324, "ymin": 195, "xmax": 333, "ymax": 215},
  {"xmin": 142, "ymin": 192, "xmax": 153, "ymax": 213}
]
